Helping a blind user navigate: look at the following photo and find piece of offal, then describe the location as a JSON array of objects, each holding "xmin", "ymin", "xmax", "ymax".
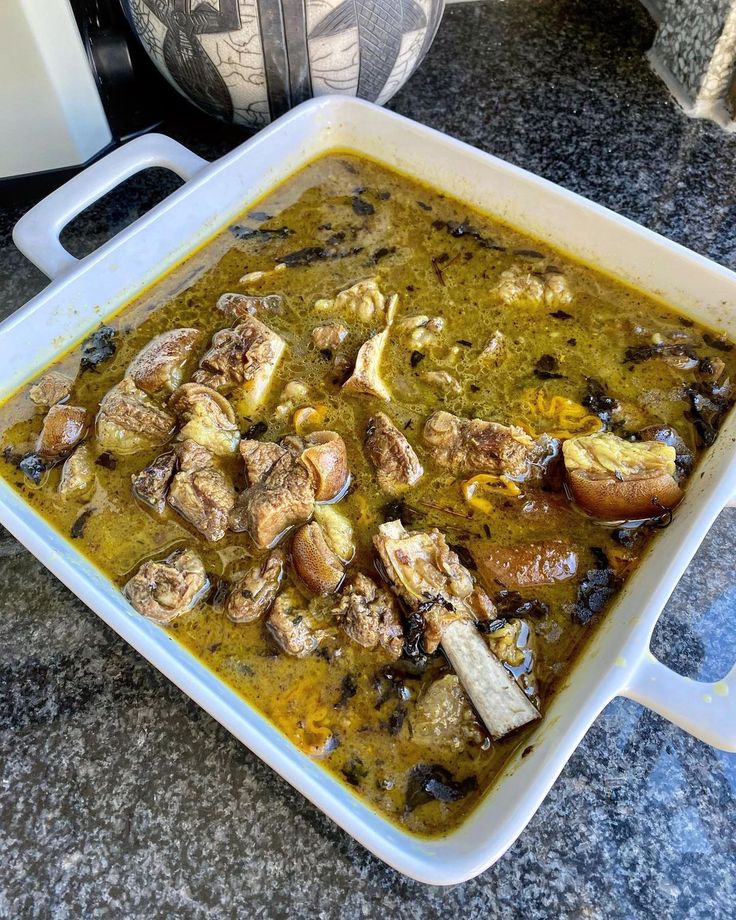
[{"xmin": 373, "ymin": 519, "xmax": 539, "ymax": 740}]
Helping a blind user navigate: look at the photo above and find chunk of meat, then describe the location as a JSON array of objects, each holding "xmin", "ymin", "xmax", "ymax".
[
  {"xmin": 266, "ymin": 587, "xmax": 324, "ymax": 657},
  {"xmin": 230, "ymin": 450, "xmax": 315, "ymax": 549},
  {"xmin": 167, "ymin": 439, "xmax": 235, "ymax": 541},
  {"xmin": 58, "ymin": 444, "xmax": 94, "ymax": 498},
  {"xmin": 126, "ymin": 328, "xmax": 200, "ymax": 394},
  {"xmin": 495, "ymin": 265, "xmax": 572, "ymax": 308},
  {"xmin": 291, "ymin": 521, "xmax": 344, "ymax": 595},
  {"xmin": 131, "ymin": 450, "xmax": 177, "ymax": 514},
  {"xmin": 314, "ymin": 279, "xmax": 395, "ymax": 325},
  {"xmin": 311, "ymin": 322, "xmax": 348, "ymax": 351},
  {"xmin": 410, "ymin": 675, "xmax": 483, "ymax": 751},
  {"xmin": 364, "ymin": 412, "xmax": 423, "ymax": 495},
  {"xmin": 217, "ymin": 291, "xmax": 282, "ymax": 318},
  {"xmin": 342, "ymin": 329, "xmax": 391, "ymax": 401},
  {"xmin": 423, "ymin": 410, "xmax": 550, "ymax": 479},
  {"xmin": 374, "ymin": 520, "xmax": 540, "ymax": 739},
  {"xmin": 124, "ymin": 547, "xmax": 208, "ymax": 624},
  {"xmin": 474, "ymin": 540, "xmax": 578, "ymax": 588},
  {"xmin": 239, "ymin": 438, "xmax": 288, "ymax": 486},
  {"xmin": 298, "ymin": 430, "xmax": 350, "ymax": 501},
  {"xmin": 29, "ymin": 371, "xmax": 73, "ymax": 407},
  {"xmin": 169, "ymin": 383, "xmax": 240, "ymax": 456},
  {"xmin": 333, "ymin": 572, "xmax": 403, "ymax": 658},
  {"xmin": 422, "ymin": 370, "xmax": 461, "ymax": 396},
  {"xmin": 562, "ymin": 431, "xmax": 682, "ymax": 520},
  {"xmin": 225, "ymin": 550, "xmax": 284, "ymax": 623},
  {"xmin": 192, "ymin": 316, "xmax": 286, "ymax": 414},
  {"xmin": 395, "ymin": 314, "xmax": 444, "ymax": 348},
  {"xmin": 96, "ymin": 377, "xmax": 175, "ymax": 455},
  {"xmin": 36, "ymin": 404, "xmax": 88, "ymax": 461},
  {"xmin": 373, "ymin": 520, "xmax": 473, "ymax": 653}
]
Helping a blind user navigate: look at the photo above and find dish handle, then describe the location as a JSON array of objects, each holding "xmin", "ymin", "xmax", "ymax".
[
  {"xmin": 13, "ymin": 134, "xmax": 208, "ymax": 280},
  {"xmin": 621, "ymin": 652, "xmax": 735, "ymax": 751}
]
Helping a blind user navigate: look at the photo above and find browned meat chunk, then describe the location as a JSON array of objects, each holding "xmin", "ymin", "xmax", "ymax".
[
  {"xmin": 29, "ymin": 371, "xmax": 73, "ymax": 407},
  {"xmin": 333, "ymin": 572, "xmax": 403, "ymax": 658},
  {"xmin": 364, "ymin": 412, "xmax": 423, "ymax": 495},
  {"xmin": 169, "ymin": 383, "xmax": 240, "ymax": 456},
  {"xmin": 266, "ymin": 587, "xmax": 324, "ymax": 657},
  {"xmin": 131, "ymin": 450, "xmax": 177, "ymax": 514},
  {"xmin": 239, "ymin": 438, "xmax": 288, "ymax": 486},
  {"xmin": 217, "ymin": 292, "xmax": 282, "ymax": 318},
  {"xmin": 474, "ymin": 540, "xmax": 578, "ymax": 588},
  {"xmin": 423, "ymin": 410, "xmax": 550, "ymax": 479},
  {"xmin": 311, "ymin": 322, "xmax": 349, "ymax": 351},
  {"xmin": 167, "ymin": 439, "xmax": 235, "ymax": 542},
  {"xmin": 291, "ymin": 521, "xmax": 344, "ymax": 596},
  {"xmin": 342, "ymin": 329, "xmax": 391, "ymax": 401},
  {"xmin": 373, "ymin": 520, "xmax": 474, "ymax": 653},
  {"xmin": 36, "ymin": 404, "xmax": 88, "ymax": 460},
  {"xmin": 124, "ymin": 547, "xmax": 208, "ymax": 624},
  {"xmin": 96, "ymin": 377, "xmax": 175, "ymax": 455},
  {"xmin": 225, "ymin": 550, "xmax": 285, "ymax": 623},
  {"xmin": 192, "ymin": 316, "xmax": 285, "ymax": 414},
  {"xmin": 298, "ymin": 431, "xmax": 350, "ymax": 501},
  {"xmin": 58, "ymin": 444, "xmax": 94, "ymax": 497},
  {"xmin": 410, "ymin": 675, "xmax": 483, "ymax": 750},
  {"xmin": 126, "ymin": 328, "xmax": 200, "ymax": 394},
  {"xmin": 230, "ymin": 450, "xmax": 315, "ymax": 549}
]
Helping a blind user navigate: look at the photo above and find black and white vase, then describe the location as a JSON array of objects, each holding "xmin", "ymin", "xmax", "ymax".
[{"xmin": 123, "ymin": 1, "xmax": 446, "ymax": 127}]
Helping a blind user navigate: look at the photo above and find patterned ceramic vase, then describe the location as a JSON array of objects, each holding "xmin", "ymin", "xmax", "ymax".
[{"xmin": 123, "ymin": 1, "xmax": 445, "ymax": 127}]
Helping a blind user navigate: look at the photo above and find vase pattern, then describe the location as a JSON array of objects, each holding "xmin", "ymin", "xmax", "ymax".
[{"xmin": 124, "ymin": 0, "xmax": 445, "ymax": 127}]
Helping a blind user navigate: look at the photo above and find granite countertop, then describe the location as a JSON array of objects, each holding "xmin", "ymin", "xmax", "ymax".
[{"xmin": 1, "ymin": 1, "xmax": 735, "ymax": 917}]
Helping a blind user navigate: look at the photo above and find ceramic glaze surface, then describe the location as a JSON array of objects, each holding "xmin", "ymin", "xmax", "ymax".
[{"xmin": 123, "ymin": 0, "xmax": 445, "ymax": 126}]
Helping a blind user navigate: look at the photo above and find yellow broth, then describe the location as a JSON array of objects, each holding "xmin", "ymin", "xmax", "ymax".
[{"xmin": 1, "ymin": 153, "xmax": 735, "ymax": 837}]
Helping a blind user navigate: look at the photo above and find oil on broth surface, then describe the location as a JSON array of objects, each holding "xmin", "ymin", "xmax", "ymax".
[{"xmin": 2, "ymin": 153, "xmax": 734, "ymax": 837}]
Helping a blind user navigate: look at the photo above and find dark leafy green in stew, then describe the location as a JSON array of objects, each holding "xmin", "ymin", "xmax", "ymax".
[{"xmin": 1, "ymin": 154, "xmax": 734, "ymax": 837}]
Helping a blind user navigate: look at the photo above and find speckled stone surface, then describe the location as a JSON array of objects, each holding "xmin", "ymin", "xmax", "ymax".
[{"xmin": 1, "ymin": 2, "xmax": 735, "ymax": 917}]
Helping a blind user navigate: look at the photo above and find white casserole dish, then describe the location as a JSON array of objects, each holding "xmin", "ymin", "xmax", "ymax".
[{"xmin": 5, "ymin": 97, "xmax": 736, "ymax": 885}]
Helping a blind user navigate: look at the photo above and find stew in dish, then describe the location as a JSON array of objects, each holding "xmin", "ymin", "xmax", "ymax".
[{"xmin": 2, "ymin": 154, "xmax": 734, "ymax": 836}]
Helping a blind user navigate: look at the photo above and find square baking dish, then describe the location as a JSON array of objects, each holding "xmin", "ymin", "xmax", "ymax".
[{"xmin": 5, "ymin": 97, "xmax": 736, "ymax": 884}]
